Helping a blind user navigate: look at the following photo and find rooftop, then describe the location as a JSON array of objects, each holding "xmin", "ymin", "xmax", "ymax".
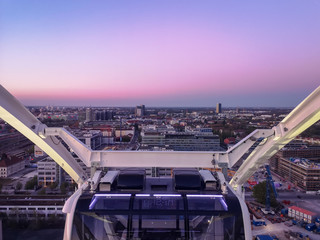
[
  {"xmin": 289, "ymin": 206, "xmax": 317, "ymax": 216},
  {"xmin": 0, "ymin": 153, "xmax": 24, "ymax": 168},
  {"xmin": 286, "ymin": 157, "xmax": 320, "ymax": 170}
]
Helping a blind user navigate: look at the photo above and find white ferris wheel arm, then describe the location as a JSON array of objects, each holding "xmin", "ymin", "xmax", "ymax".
[
  {"xmin": 1, "ymin": 84, "xmax": 320, "ymax": 189},
  {"xmin": 230, "ymin": 85, "xmax": 320, "ymax": 191},
  {"xmin": 0, "ymin": 85, "xmax": 88, "ymax": 185}
]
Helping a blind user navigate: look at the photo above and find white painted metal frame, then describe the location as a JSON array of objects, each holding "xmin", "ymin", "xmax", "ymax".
[
  {"xmin": 1, "ymin": 84, "xmax": 320, "ymax": 188},
  {"xmin": 0, "ymin": 85, "xmax": 87, "ymax": 184},
  {"xmin": 62, "ymin": 182, "xmax": 89, "ymax": 240},
  {"xmin": 42, "ymin": 127, "xmax": 273, "ymax": 170},
  {"xmin": 230, "ymin": 86, "xmax": 320, "ymax": 191},
  {"xmin": 40, "ymin": 129, "xmax": 273, "ymax": 180},
  {"xmin": 1, "ymin": 84, "xmax": 320, "ymax": 240}
]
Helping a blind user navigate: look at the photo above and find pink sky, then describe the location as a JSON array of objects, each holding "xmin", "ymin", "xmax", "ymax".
[{"xmin": 1, "ymin": 1, "xmax": 319, "ymax": 107}]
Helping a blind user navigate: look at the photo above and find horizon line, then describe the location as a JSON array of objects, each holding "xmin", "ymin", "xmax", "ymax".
[{"xmin": 25, "ymin": 104, "xmax": 295, "ymax": 109}]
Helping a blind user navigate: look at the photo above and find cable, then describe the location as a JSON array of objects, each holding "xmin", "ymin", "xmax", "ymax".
[{"xmin": 50, "ymin": 135, "xmax": 61, "ymax": 145}]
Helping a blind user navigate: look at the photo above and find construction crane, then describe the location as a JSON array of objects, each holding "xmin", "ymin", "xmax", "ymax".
[{"xmin": 0, "ymin": 84, "xmax": 320, "ymax": 240}]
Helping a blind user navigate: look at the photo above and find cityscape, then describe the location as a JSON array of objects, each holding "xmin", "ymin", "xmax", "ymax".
[
  {"xmin": 1, "ymin": 1, "xmax": 320, "ymax": 240},
  {"xmin": 1, "ymin": 97, "xmax": 320, "ymax": 239}
]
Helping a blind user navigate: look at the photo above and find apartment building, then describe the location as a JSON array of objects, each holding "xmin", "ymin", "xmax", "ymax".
[
  {"xmin": 37, "ymin": 157, "xmax": 59, "ymax": 187},
  {"xmin": 0, "ymin": 153, "xmax": 25, "ymax": 178},
  {"xmin": 270, "ymin": 157, "xmax": 320, "ymax": 191}
]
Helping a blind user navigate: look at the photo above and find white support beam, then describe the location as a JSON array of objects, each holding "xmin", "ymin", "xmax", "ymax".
[
  {"xmin": 2, "ymin": 83, "xmax": 320, "ymax": 193},
  {"xmin": 63, "ymin": 182, "xmax": 89, "ymax": 240},
  {"xmin": 0, "ymin": 85, "xmax": 87, "ymax": 184},
  {"xmin": 214, "ymin": 129, "xmax": 274, "ymax": 168},
  {"xmin": 89, "ymin": 170, "xmax": 102, "ymax": 191},
  {"xmin": 43, "ymin": 128, "xmax": 273, "ymax": 169},
  {"xmin": 230, "ymin": 86, "xmax": 320, "ymax": 190},
  {"xmin": 91, "ymin": 150, "xmax": 220, "ymax": 168},
  {"xmin": 44, "ymin": 127, "xmax": 92, "ymax": 167}
]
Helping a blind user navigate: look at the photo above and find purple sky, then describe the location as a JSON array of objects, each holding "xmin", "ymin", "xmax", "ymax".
[{"xmin": 1, "ymin": 1, "xmax": 319, "ymax": 107}]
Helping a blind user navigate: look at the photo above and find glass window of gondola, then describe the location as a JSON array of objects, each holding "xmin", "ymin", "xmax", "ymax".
[
  {"xmin": 133, "ymin": 194, "xmax": 184, "ymax": 211},
  {"xmin": 189, "ymin": 215, "xmax": 236, "ymax": 240},
  {"xmin": 89, "ymin": 194, "xmax": 131, "ymax": 210},
  {"xmin": 131, "ymin": 215, "xmax": 185, "ymax": 240},
  {"xmin": 72, "ymin": 213, "xmax": 128, "ymax": 240},
  {"xmin": 187, "ymin": 195, "xmax": 228, "ymax": 211}
]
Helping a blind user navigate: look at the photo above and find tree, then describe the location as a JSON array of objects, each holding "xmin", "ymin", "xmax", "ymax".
[
  {"xmin": 60, "ymin": 182, "xmax": 69, "ymax": 194},
  {"xmin": 245, "ymin": 126, "xmax": 257, "ymax": 136},
  {"xmin": 26, "ymin": 146, "xmax": 34, "ymax": 155},
  {"xmin": 38, "ymin": 188, "xmax": 46, "ymax": 195},
  {"xmin": 49, "ymin": 182, "xmax": 58, "ymax": 190},
  {"xmin": 121, "ymin": 135, "xmax": 131, "ymax": 142},
  {"xmin": 25, "ymin": 176, "xmax": 38, "ymax": 190},
  {"xmin": 70, "ymin": 182, "xmax": 77, "ymax": 191},
  {"xmin": 15, "ymin": 182, "xmax": 23, "ymax": 191},
  {"xmin": 252, "ymin": 181, "xmax": 278, "ymax": 207}
]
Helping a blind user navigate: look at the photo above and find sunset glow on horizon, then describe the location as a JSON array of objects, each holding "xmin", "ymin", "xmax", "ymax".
[{"xmin": 1, "ymin": 0, "xmax": 319, "ymax": 107}]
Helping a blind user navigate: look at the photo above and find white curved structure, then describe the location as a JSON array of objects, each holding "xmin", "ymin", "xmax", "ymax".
[{"xmin": 1, "ymin": 84, "xmax": 320, "ymax": 239}]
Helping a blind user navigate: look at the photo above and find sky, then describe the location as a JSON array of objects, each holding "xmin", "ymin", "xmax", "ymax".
[{"xmin": 0, "ymin": 0, "xmax": 319, "ymax": 107}]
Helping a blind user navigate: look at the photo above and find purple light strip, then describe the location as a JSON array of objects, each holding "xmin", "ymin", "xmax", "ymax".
[
  {"xmin": 94, "ymin": 193, "xmax": 131, "ymax": 197},
  {"xmin": 89, "ymin": 197, "xmax": 97, "ymax": 210},
  {"xmin": 135, "ymin": 194, "xmax": 150, "ymax": 197},
  {"xmin": 219, "ymin": 198, "xmax": 228, "ymax": 211},
  {"xmin": 153, "ymin": 194, "xmax": 181, "ymax": 197},
  {"xmin": 186, "ymin": 194, "xmax": 223, "ymax": 198}
]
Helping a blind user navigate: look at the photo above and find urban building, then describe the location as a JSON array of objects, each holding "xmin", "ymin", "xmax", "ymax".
[
  {"xmin": 288, "ymin": 206, "xmax": 317, "ymax": 223},
  {"xmin": 37, "ymin": 157, "xmax": 59, "ymax": 187},
  {"xmin": 165, "ymin": 133, "xmax": 220, "ymax": 151},
  {"xmin": 115, "ymin": 127, "xmax": 134, "ymax": 138},
  {"xmin": 95, "ymin": 110, "xmax": 114, "ymax": 121},
  {"xmin": 135, "ymin": 105, "xmax": 145, "ymax": 117},
  {"xmin": 140, "ymin": 127, "xmax": 221, "ymax": 176},
  {"xmin": 296, "ymin": 136, "xmax": 320, "ymax": 145},
  {"xmin": 85, "ymin": 108, "xmax": 93, "ymax": 122},
  {"xmin": 216, "ymin": 103, "xmax": 222, "ymax": 114},
  {"xmin": 64, "ymin": 154, "xmax": 91, "ymax": 183},
  {"xmin": 76, "ymin": 130, "xmax": 103, "ymax": 150},
  {"xmin": 78, "ymin": 110, "xmax": 86, "ymax": 122},
  {"xmin": 0, "ymin": 196, "xmax": 65, "ymax": 221},
  {"xmin": 0, "ymin": 153, "xmax": 25, "ymax": 178},
  {"xmin": 270, "ymin": 156, "xmax": 320, "ymax": 191},
  {"xmin": 0, "ymin": 132, "xmax": 32, "ymax": 157},
  {"xmin": 142, "ymin": 132, "xmax": 220, "ymax": 151},
  {"xmin": 141, "ymin": 132, "xmax": 165, "ymax": 147},
  {"xmin": 269, "ymin": 142, "xmax": 320, "ymax": 191},
  {"xmin": 275, "ymin": 145, "xmax": 320, "ymax": 161}
]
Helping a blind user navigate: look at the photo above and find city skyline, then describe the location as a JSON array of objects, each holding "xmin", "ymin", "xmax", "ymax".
[{"xmin": 1, "ymin": 1, "xmax": 319, "ymax": 107}]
